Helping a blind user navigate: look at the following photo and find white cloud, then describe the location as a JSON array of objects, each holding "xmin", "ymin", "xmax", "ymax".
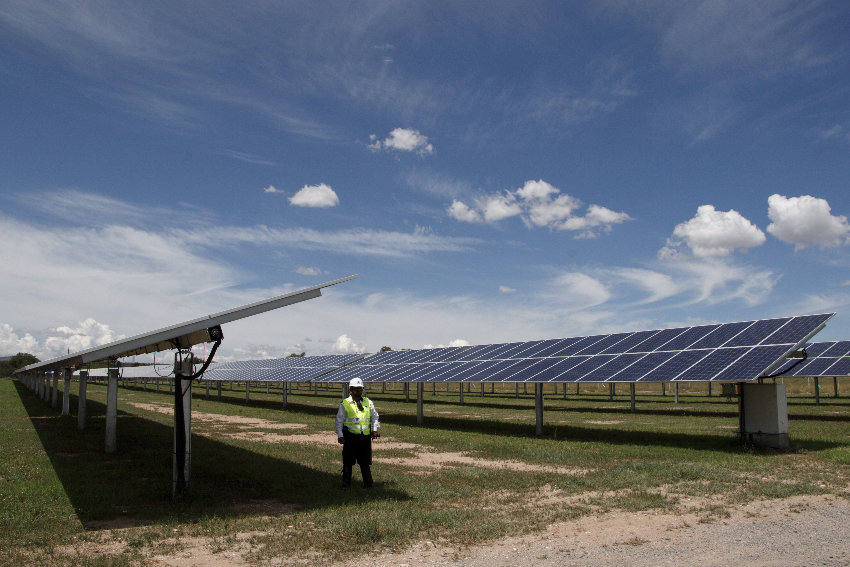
[
  {"xmin": 766, "ymin": 194, "xmax": 850, "ymax": 249},
  {"xmin": 289, "ymin": 183, "xmax": 339, "ymax": 208},
  {"xmin": 447, "ymin": 200, "xmax": 482, "ymax": 223},
  {"xmin": 0, "ymin": 323, "xmax": 39, "ymax": 356},
  {"xmin": 482, "ymin": 193, "xmax": 522, "ymax": 222},
  {"xmin": 660, "ymin": 204, "xmax": 766, "ymax": 258},
  {"xmin": 499, "ymin": 286, "xmax": 517, "ymax": 294},
  {"xmin": 295, "ymin": 266, "xmax": 325, "ymax": 276},
  {"xmin": 332, "ymin": 334, "xmax": 366, "ymax": 354},
  {"xmin": 264, "ymin": 185, "xmax": 284, "ymax": 194},
  {"xmin": 552, "ymin": 272, "xmax": 612, "ymax": 308},
  {"xmin": 609, "ymin": 268, "xmax": 680, "ymax": 305},
  {"xmin": 369, "ymin": 128, "xmax": 434, "ymax": 156},
  {"xmin": 449, "ymin": 179, "xmax": 631, "ymax": 237}
]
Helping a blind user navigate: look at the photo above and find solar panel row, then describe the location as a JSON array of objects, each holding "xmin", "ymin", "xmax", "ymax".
[
  {"xmin": 199, "ymin": 314, "xmax": 835, "ymax": 385},
  {"xmin": 202, "ymin": 354, "xmax": 365, "ymax": 382}
]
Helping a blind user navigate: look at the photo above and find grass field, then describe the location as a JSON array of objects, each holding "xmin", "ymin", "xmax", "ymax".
[{"xmin": 1, "ymin": 376, "xmax": 848, "ymax": 566}]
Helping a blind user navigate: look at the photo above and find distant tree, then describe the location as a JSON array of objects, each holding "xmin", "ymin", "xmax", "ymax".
[
  {"xmin": 380, "ymin": 346, "xmax": 393, "ymax": 352},
  {"xmin": 0, "ymin": 352, "xmax": 40, "ymax": 377},
  {"xmin": 288, "ymin": 352, "xmax": 306, "ymax": 358}
]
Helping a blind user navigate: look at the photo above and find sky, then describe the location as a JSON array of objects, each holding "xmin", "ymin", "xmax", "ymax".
[{"xmin": 1, "ymin": 1, "xmax": 849, "ymax": 363}]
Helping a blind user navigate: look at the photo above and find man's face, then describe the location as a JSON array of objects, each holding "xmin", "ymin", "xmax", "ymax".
[{"xmin": 350, "ymin": 386, "xmax": 364, "ymax": 400}]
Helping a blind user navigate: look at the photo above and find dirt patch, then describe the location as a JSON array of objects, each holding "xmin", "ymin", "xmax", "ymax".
[
  {"xmin": 376, "ymin": 450, "xmax": 591, "ymax": 476},
  {"xmin": 324, "ymin": 493, "xmax": 850, "ymax": 567}
]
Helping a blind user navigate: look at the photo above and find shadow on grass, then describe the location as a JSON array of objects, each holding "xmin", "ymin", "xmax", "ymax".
[
  {"xmin": 14, "ymin": 381, "xmax": 409, "ymax": 529},
  {"xmin": 109, "ymin": 383, "xmax": 846, "ymax": 454}
]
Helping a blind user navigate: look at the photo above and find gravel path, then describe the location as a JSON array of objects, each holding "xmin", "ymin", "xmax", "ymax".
[{"xmin": 332, "ymin": 494, "xmax": 849, "ymax": 567}]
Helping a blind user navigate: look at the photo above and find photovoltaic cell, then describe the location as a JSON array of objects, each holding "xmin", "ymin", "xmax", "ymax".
[
  {"xmin": 763, "ymin": 313, "xmax": 832, "ymax": 345},
  {"xmin": 678, "ymin": 347, "xmax": 749, "ymax": 381},
  {"xmin": 599, "ymin": 330, "xmax": 658, "ymax": 354},
  {"xmin": 575, "ymin": 333, "xmax": 632, "ymax": 355},
  {"xmin": 723, "ymin": 318, "xmax": 790, "ymax": 347},
  {"xmin": 582, "ymin": 353, "xmax": 646, "ymax": 382},
  {"xmin": 638, "ymin": 350, "xmax": 711, "ymax": 382},
  {"xmin": 688, "ymin": 322, "xmax": 752, "ymax": 350},
  {"xmin": 661, "ymin": 325, "xmax": 718, "ymax": 351},
  {"xmin": 822, "ymin": 341, "xmax": 850, "ymax": 357}
]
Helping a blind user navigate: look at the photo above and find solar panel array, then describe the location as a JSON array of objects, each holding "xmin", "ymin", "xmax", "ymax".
[
  {"xmin": 772, "ymin": 341, "xmax": 850, "ymax": 377},
  {"xmin": 318, "ymin": 314, "xmax": 833, "ymax": 385},
  {"xmin": 202, "ymin": 354, "xmax": 366, "ymax": 383}
]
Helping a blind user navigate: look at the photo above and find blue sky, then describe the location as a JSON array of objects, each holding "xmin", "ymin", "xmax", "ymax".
[{"xmin": 2, "ymin": 1, "xmax": 849, "ymax": 362}]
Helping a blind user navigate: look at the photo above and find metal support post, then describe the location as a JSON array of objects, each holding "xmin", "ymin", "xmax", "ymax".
[
  {"xmin": 105, "ymin": 368, "xmax": 119, "ymax": 453},
  {"xmin": 417, "ymin": 382, "xmax": 424, "ymax": 425},
  {"xmin": 62, "ymin": 368, "xmax": 71, "ymax": 416},
  {"xmin": 535, "ymin": 383, "xmax": 544, "ymax": 436},
  {"xmin": 77, "ymin": 371, "xmax": 88, "ymax": 430},
  {"xmin": 630, "ymin": 383, "xmax": 636, "ymax": 413}
]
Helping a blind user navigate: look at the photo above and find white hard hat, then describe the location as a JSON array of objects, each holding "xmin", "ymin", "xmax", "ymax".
[{"xmin": 349, "ymin": 378, "xmax": 364, "ymax": 388}]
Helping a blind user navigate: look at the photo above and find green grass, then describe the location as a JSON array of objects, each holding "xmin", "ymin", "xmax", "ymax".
[{"xmin": 1, "ymin": 377, "xmax": 848, "ymax": 566}]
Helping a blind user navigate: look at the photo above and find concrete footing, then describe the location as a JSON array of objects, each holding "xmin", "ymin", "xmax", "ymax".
[{"xmin": 739, "ymin": 382, "xmax": 790, "ymax": 450}]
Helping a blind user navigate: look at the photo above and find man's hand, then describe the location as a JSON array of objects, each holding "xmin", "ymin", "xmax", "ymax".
[{"xmin": 338, "ymin": 436, "xmax": 344, "ymax": 444}]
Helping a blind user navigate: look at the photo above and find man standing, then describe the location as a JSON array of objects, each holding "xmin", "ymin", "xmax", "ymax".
[{"xmin": 335, "ymin": 378, "xmax": 380, "ymax": 488}]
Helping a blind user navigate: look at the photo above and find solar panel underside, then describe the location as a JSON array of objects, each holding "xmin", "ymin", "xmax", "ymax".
[
  {"xmin": 202, "ymin": 354, "xmax": 366, "ymax": 382},
  {"xmin": 320, "ymin": 314, "xmax": 833, "ymax": 384},
  {"xmin": 772, "ymin": 341, "xmax": 850, "ymax": 377}
]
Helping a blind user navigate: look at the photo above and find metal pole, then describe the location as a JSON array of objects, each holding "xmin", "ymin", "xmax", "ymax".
[
  {"xmin": 535, "ymin": 383, "xmax": 544, "ymax": 436},
  {"xmin": 62, "ymin": 368, "xmax": 71, "ymax": 416},
  {"xmin": 105, "ymin": 368, "xmax": 119, "ymax": 453},
  {"xmin": 77, "ymin": 371, "xmax": 88, "ymax": 430},
  {"xmin": 630, "ymin": 383, "xmax": 636, "ymax": 413},
  {"xmin": 417, "ymin": 382, "xmax": 424, "ymax": 425}
]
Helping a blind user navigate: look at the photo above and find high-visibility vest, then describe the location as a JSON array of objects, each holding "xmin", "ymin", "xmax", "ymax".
[{"xmin": 342, "ymin": 396, "xmax": 372, "ymax": 435}]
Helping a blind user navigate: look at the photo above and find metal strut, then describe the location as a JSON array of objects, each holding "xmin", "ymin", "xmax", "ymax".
[{"xmin": 173, "ymin": 327, "xmax": 222, "ymax": 496}]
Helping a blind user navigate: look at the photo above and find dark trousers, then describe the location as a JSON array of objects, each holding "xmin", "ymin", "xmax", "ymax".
[{"xmin": 341, "ymin": 429, "xmax": 373, "ymax": 487}]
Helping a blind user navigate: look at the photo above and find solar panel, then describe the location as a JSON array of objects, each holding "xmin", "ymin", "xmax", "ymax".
[
  {"xmin": 201, "ymin": 313, "xmax": 834, "ymax": 386},
  {"xmin": 772, "ymin": 340, "xmax": 850, "ymax": 377}
]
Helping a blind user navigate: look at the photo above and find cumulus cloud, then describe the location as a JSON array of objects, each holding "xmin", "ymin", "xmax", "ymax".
[
  {"xmin": 263, "ymin": 185, "xmax": 284, "ymax": 194},
  {"xmin": 659, "ymin": 204, "xmax": 766, "ymax": 258},
  {"xmin": 0, "ymin": 319, "xmax": 123, "ymax": 361},
  {"xmin": 332, "ymin": 334, "xmax": 366, "ymax": 354},
  {"xmin": 447, "ymin": 179, "xmax": 631, "ymax": 238},
  {"xmin": 369, "ymin": 128, "xmax": 434, "ymax": 156},
  {"xmin": 766, "ymin": 194, "xmax": 850, "ymax": 249},
  {"xmin": 289, "ymin": 183, "xmax": 339, "ymax": 208},
  {"xmin": 0, "ymin": 323, "xmax": 39, "ymax": 356},
  {"xmin": 447, "ymin": 200, "xmax": 483, "ymax": 223}
]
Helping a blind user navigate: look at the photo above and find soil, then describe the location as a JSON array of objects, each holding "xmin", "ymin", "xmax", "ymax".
[{"xmin": 111, "ymin": 401, "xmax": 849, "ymax": 567}]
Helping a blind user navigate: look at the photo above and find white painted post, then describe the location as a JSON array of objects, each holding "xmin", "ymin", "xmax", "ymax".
[
  {"xmin": 105, "ymin": 368, "xmax": 119, "ymax": 453},
  {"xmin": 62, "ymin": 368, "xmax": 71, "ymax": 416},
  {"xmin": 77, "ymin": 371, "xmax": 88, "ymax": 430}
]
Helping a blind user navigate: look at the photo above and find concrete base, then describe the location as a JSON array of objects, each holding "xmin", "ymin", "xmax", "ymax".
[{"xmin": 740, "ymin": 383, "xmax": 790, "ymax": 450}]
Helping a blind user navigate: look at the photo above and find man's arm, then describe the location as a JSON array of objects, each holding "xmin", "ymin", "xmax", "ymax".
[{"xmin": 368, "ymin": 399, "xmax": 380, "ymax": 438}]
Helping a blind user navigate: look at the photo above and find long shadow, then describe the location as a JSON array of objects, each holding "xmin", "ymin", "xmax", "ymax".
[
  {"xmin": 388, "ymin": 412, "xmax": 843, "ymax": 453},
  {"xmin": 121, "ymin": 384, "xmax": 844, "ymax": 452},
  {"xmin": 14, "ymin": 382, "xmax": 409, "ymax": 529}
]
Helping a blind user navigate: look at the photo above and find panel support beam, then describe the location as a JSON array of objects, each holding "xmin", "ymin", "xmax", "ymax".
[{"xmin": 416, "ymin": 382, "xmax": 424, "ymax": 425}]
